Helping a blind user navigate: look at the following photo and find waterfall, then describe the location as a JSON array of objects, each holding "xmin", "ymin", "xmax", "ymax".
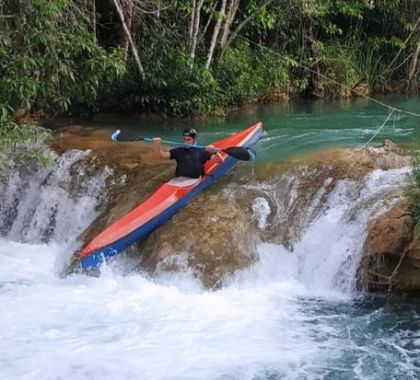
[
  {"xmin": 0, "ymin": 150, "xmax": 111, "ymax": 244},
  {"xmin": 0, "ymin": 149, "xmax": 415, "ymax": 380},
  {"xmin": 248, "ymin": 167, "xmax": 409, "ymax": 296},
  {"xmin": 0, "ymin": 147, "xmax": 410, "ymax": 296}
]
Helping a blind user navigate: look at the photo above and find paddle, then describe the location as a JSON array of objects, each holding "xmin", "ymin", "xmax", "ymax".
[{"xmin": 111, "ymin": 129, "xmax": 256, "ymax": 161}]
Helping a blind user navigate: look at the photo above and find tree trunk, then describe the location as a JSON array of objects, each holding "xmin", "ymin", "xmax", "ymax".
[
  {"xmin": 189, "ymin": 0, "xmax": 205, "ymax": 61},
  {"xmin": 202, "ymin": 3, "xmax": 216, "ymax": 37},
  {"xmin": 407, "ymin": 38, "xmax": 420, "ymax": 91},
  {"xmin": 307, "ymin": 22, "xmax": 323, "ymax": 97},
  {"xmin": 219, "ymin": 0, "xmax": 274, "ymax": 61},
  {"xmin": 384, "ymin": 14, "xmax": 420, "ymax": 75},
  {"xmin": 92, "ymin": 0, "xmax": 96, "ymax": 41},
  {"xmin": 205, "ymin": 0, "xmax": 227, "ymax": 69},
  {"xmin": 189, "ymin": 0, "xmax": 196, "ymax": 44},
  {"xmin": 121, "ymin": 0, "xmax": 135, "ymax": 62},
  {"xmin": 219, "ymin": 0, "xmax": 240, "ymax": 49},
  {"xmin": 112, "ymin": 0, "xmax": 145, "ymax": 76}
]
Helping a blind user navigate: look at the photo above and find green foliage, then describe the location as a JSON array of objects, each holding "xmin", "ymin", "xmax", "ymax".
[
  {"xmin": 0, "ymin": 111, "xmax": 53, "ymax": 172},
  {"xmin": 216, "ymin": 44, "xmax": 260, "ymax": 105},
  {"xmin": 216, "ymin": 42, "xmax": 290, "ymax": 105},
  {"xmin": 103, "ymin": 40, "xmax": 291, "ymax": 117},
  {"xmin": 1, "ymin": 0, "xmax": 418, "ymax": 122},
  {"xmin": 0, "ymin": 0, "xmax": 124, "ymax": 114},
  {"xmin": 355, "ymin": 46, "xmax": 383, "ymax": 91},
  {"xmin": 102, "ymin": 50, "xmax": 223, "ymax": 117},
  {"xmin": 315, "ymin": 42, "xmax": 364, "ymax": 97},
  {"xmin": 153, "ymin": 51, "xmax": 222, "ymax": 117},
  {"xmin": 0, "ymin": 0, "xmax": 126, "ymax": 172}
]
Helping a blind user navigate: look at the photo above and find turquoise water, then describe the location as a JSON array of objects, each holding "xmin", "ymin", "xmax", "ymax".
[
  {"xmin": 114, "ymin": 95, "xmax": 420, "ymax": 161},
  {"xmin": 294, "ymin": 297, "xmax": 420, "ymax": 379}
]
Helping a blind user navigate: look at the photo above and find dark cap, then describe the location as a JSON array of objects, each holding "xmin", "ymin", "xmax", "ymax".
[{"xmin": 183, "ymin": 128, "xmax": 197, "ymax": 138}]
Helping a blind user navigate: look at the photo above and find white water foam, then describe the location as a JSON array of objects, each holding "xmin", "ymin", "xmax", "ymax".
[
  {"xmin": 1, "ymin": 150, "xmax": 111, "ymax": 244},
  {"xmin": 0, "ymin": 164, "xmax": 416, "ymax": 380},
  {"xmin": 0, "ymin": 239, "xmax": 339, "ymax": 380},
  {"xmin": 252, "ymin": 197, "xmax": 271, "ymax": 229}
]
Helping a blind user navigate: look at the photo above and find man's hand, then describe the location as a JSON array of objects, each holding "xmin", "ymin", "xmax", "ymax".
[
  {"xmin": 153, "ymin": 137, "xmax": 170, "ymax": 159},
  {"xmin": 208, "ymin": 145, "xmax": 224, "ymax": 164},
  {"xmin": 205, "ymin": 144, "xmax": 219, "ymax": 153}
]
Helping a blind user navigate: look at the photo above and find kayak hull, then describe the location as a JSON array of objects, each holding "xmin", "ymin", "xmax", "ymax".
[{"xmin": 78, "ymin": 122, "xmax": 263, "ymax": 269}]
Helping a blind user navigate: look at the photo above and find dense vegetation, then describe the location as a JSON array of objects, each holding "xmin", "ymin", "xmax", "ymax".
[{"xmin": 1, "ymin": 0, "xmax": 420, "ymax": 122}]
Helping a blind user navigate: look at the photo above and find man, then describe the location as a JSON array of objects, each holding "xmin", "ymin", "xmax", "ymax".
[{"xmin": 153, "ymin": 128, "xmax": 224, "ymax": 178}]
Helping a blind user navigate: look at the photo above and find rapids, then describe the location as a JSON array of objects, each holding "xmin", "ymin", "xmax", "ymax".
[{"xmin": 1, "ymin": 96, "xmax": 419, "ymax": 379}]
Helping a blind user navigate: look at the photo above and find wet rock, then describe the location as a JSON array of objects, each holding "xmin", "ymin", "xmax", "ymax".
[
  {"xmin": 137, "ymin": 192, "xmax": 260, "ymax": 288},
  {"xmin": 383, "ymin": 139, "xmax": 399, "ymax": 153},
  {"xmin": 364, "ymin": 201, "xmax": 413, "ymax": 257},
  {"xmin": 357, "ymin": 201, "xmax": 420, "ymax": 295},
  {"xmin": 250, "ymin": 143, "xmax": 409, "ymax": 248}
]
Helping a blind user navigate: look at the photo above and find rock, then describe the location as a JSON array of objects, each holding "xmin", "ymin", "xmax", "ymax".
[
  {"xmin": 137, "ymin": 193, "xmax": 260, "ymax": 288},
  {"xmin": 407, "ymin": 234, "xmax": 420, "ymax": 262},
  {"xmin": 364, "ymin": 201, "xmax": 414, "ymax": 258},
  {"xmin": 13, "ymin": 108, "xmax": 31, "ymax": 124},
  {"xmin": 383, "ymin": 139, "xmax": 399, "ymax": 153},
  {"xmin": 357, "ymin": 201, "xmax": 420, "ymax": 295}
]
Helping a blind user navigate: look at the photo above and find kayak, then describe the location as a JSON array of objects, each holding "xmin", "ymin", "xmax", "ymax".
[{"xmin": 77, "ymin": 122, "xmax": 263, "ymax": 269}]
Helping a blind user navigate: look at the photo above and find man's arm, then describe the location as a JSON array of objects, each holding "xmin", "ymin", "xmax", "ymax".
[
  {"xmin": 206, "ymin": 145, "xmax": 224, "ymax": 164},
  {"xmin": 153, "ymin": 137, "xmax": 171, "ymax": 159},
  {"xmin": 210, "ymin": 152, "xmax": 224, "ymax": 164}
]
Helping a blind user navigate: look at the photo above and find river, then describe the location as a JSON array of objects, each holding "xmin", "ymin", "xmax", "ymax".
[{"xmin": 1, "ymin": 96, "xmax": 419, "ymax": 379}]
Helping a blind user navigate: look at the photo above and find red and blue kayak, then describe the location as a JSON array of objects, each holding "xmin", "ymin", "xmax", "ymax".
[{"xmin": 78, "ymin": 122, "xmax": 263, "ymax": 269}]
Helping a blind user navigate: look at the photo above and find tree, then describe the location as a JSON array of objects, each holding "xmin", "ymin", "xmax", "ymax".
[
  {"xmin": 189, "ymin": 0, "xmax": 205, "ymax": 61},
  {"xmin": 206, "ymin": 0, "xmax": 227, "ymax": 68},
  {"xmin": 112, "ymin": 0, "xmax": 145, "ymax": 76},
  {"xmin": 0, "ymin": 0, "xmax": 124, "ymax": 116}
]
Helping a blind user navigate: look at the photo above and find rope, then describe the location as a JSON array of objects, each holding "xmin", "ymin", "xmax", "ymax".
[
  {"xmin": 362, "ymin": 108, "xmax": 396, "ymax": 148},
  {"xmin": 392, "ymin": 109, "xmax": 397, "ymax": 133},
  {"xmin": 234, "ymin": 32, "xmax": 420, "ymax": 118}
]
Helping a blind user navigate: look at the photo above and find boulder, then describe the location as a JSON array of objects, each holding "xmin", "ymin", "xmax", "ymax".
[
  {"xmin": 138, "ymin": 193, "xmax": 260, "ymax": 288},
  {"xmin": 357, "ymin": 201, "xmax": 420, "ymax": 295}
]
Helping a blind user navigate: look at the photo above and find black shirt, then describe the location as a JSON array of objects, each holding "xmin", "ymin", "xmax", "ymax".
[{"xmin": 170, "ymin": 147, "xmax": 212, "ymax": 178}]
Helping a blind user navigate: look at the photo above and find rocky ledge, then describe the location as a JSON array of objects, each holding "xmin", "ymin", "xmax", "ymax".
[
  {"xmin": 51, "ymin": 127, "xmax": 418, "ymax": 293},
  {"xmin": 358, "ymin": 200, "xmax": 420, "ymax": 295}
]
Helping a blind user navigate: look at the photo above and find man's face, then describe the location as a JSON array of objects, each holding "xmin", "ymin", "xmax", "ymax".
[{"xmin": 183, "ymin": 135, "xmax": 195, "ymax": 144}]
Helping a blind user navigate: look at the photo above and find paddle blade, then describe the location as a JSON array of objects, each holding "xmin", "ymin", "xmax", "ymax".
[
  {"xmin": 111, "ymin": 129, "xmax": 121, "ymax": 141},
  {"xmin": 111, "ymin": 129, "xmax": 145, "ymax": 142},
  {"xmin": 222, "ymin": 147, "xmax": 256, "ymax": 161}
]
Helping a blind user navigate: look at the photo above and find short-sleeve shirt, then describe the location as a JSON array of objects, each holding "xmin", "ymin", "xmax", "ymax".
[{"xmin": 170, "ymin": 147, "xmax": 212, "ymax": 178}]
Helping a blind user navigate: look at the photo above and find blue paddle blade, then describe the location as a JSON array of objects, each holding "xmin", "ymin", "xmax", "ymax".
[
  {"xmin": 111, "ymin": 129, "xmax": 145, "ymax": 142},
  {"xmin": 111, "ymin": 129, "xmax": 121, "ymax": 142}
]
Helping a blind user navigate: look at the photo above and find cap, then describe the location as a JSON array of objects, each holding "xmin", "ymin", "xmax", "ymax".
[{"xmin": 183, "ymin": 128, "xmax": 197, "ymax": 138}]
